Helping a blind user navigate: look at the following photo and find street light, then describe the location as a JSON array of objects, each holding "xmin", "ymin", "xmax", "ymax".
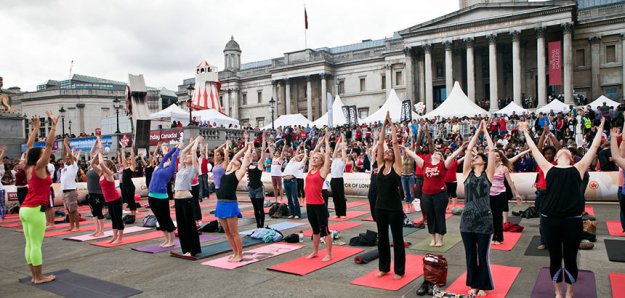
[
  {"xmin": 58, "ymin": 106, "xmax": 66, "ymax": 136},
  {"xmin": 69, "ymin": 120, "xmax": 72, "ymax": 135},
  {"xmin": 187, "ymin": 84, "xmax": 195, "ymax": 126},
  {"xmin": 113, "ymin": 97, "xmax": 121, "ymax": 134},
  {"xmin": 269, "ymin": 97, "xmax": 276, "ymax": 130}
]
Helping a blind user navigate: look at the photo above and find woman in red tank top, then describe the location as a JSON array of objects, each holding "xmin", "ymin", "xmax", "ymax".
[
  {"xmin": 91, "ymin": 149, "xmax": 124, "ymax": 244},
  {"xmin": 304, "ymin": 134, "xmax": 333, "ymax": 261},
  {"xmin": 20, "ymin": 112, "xmax": 59, "ymax": 285}
]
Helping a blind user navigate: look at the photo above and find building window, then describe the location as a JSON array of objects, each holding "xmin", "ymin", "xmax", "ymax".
[
  {"xmin": 358, "ymin": 108, "xmax": 369, "ymax": 119},
  {"xmin": 338, "ymin": 80, "xmax": 345, "ymax": 95},
  {"xmin": 360, "ymin": 78, "xmax": 366, "ymax": 92},
  {"xmin": 604, "ymin": 86, "xmax": 619, "ymax": 100},
  {"xmin": 256, "ymin": 117, "xmax": 265, "ymax": 128},
  {"xmin": 395, "ymin": 71, "xmax": 403, "ymax": 86},
  {"xmin": 257, "ymin": 91, "xmax": 262, "ymax": 103},
  {"xmin": 381, "ymin": 75, "xmax": 386, "ymax": 90},
  {"xmin": 241, "ymin": 118, "xmax": 250, "ymax": 127},
  {"xmin": 575, "ymin": 49, "xmax": 585, "ymax": 67},
  {"xmin": 219, "ymin": 95, "xmax": 223, "ymax": 107},
  {"xmin": 436, "ymin": 62, "xmax": 444, "ymax": 79},
  {"xmin": 39, "ymin": 117, "xmax": 47, "ymax": 138},
  {"xmin": 242, "ymin": 93, "xmax": 247, "ymax": 106},
  {"xmin": 606, "ymin": 44, "xmax": 616, "ymax": 63}
]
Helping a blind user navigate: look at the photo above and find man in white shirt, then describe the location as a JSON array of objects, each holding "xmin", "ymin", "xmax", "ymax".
[{"xmin": 60, "ymin": 138, "xmax": 80, "ymax": 231}]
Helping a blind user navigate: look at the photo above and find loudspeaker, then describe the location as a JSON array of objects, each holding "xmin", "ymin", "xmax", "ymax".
[{"xmin": 135, "ymin": 119, "xmax": 151, "ymax": 149}]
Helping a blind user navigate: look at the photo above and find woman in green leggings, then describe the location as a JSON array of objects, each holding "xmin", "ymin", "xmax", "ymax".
[{"xmin": 20, "ymin": 112, "xmax": 58, "ymax": 284}]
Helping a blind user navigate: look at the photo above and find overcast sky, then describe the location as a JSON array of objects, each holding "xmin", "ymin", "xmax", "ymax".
[{"xmin": 1, "ymin": 0, "xmax": 459, "ymax": 92}]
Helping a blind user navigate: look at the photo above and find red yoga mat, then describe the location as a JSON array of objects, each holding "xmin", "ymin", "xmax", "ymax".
[
  {"xmin": 44, "ymin": 223, "xmax": 107, "ymax": 237},
  {"xmin": 361, "ymin": 217, "xmax": 374, "ymax": 222},
  {"xmin": 585, "ymin": 205, "xmax": 595, "ymax": 216},
  {"xmin": 491, "ymin": 232, "xmax": 522, "ymax": 251},
  {"xmin": 91, "ymin": 231, "xmax": 162, "ymax": 247},
  {"xmin": 329, "ymin": 211, "xmax": 368, "ymax": 221},
  {"xmin": 445, "ymin": 264, "xmax": 521, "ymax": 298},
  {"xmin": 267, "ymin": 246, "xmax": 363, "ymax": 276},
  {"xmin": 610, "ymin": 272, "xmax": 625, "ymax": 298},
  {"xmin": 330, "ymin": 200, "xmax": 368, "ymax": 210},
  {"xmin": 303, "ymin": 221, "xmax": 361, "ymax": 237},
  {"xmin": 351, "ymin": 254, "xmax": 424, "ymax": 291},
  {"xmin": 606, "ymin": 221, "xmax": 625, "ymax": 237}
]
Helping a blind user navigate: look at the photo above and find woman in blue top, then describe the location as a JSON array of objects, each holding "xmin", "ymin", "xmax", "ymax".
[{"xmin": 148, "ymin": 143, "xmax": 181, "ymax": 248}]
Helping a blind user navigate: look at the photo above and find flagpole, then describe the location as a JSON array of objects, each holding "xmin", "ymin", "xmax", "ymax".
[{"xmin": 304, "ymin": 4, "xmax": 308, "ymax": 49}]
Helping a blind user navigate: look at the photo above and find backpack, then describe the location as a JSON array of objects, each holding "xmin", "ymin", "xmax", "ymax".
[
  {"xmin": 123, "ymin": 214, "xmax": 136, "ymax": 224},
  {"xmin": 283, "ymin": 233, "xmax": 300, "ymax": 243},
  {"xmin": 199, "ymin": 220, "xmax": 219, "ymax": 232},
  {"xmin": 349, "ymin": 230, "xmax": 378, "ymax": 246},
  {"xmin": 520, "ymin": 206, "xmax": 539, "ymax": 218},
  {"xmin": 269, "ymin": 203, "xmax": 290, "ymax": 218},
  {"xmin": 142, "ymin": 215, "xmax": 158, "ymax": 228}
]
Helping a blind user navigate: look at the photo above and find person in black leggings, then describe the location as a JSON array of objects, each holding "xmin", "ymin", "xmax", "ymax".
[
  {"xmin": 119, "ymin": 143, "xmax": 137, "ymax": 217},
  {"xmin": 522, "ymin": 119, "xmax": 604, "ymax": 298},
  {"xmin": 367, "ymin": 144, "xmax": 379, "ymax": 221},
  {"xmin": 248, "ymin": 131, "xmax": 268, "ymax": 228}
]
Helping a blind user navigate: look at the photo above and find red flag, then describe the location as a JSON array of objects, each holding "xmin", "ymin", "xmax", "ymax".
[
  {"xmin": 304, "ymin": 8, "xmax": 308, "ymax": 29},
  {"xmin": 548, "ymin": 41, "xmax": 562, "ymax": 86}
]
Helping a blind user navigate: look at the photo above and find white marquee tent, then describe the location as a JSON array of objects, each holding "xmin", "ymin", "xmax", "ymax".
[
  {"xmin": 149, "ymin": 104, "xmax": 189, "ymax": 121},
  {"xmin": 588, "ymin": 95, "xmax": 621, "ymax": 110},
  {"xmin": 361, "ymin": 89, "xmax": 418, "ymax": 124},
  {"xmin": 262, "ymin": 113, "xmax": 311, "ymax": 130},
  {"xmin": 493, "ymin": 101, "xmax": 528, "ymax": 116},
  {"xmin": 192, "ymin": 109, "xmax": 240, "ymax": 127},
  {"xmin": 312, "ymin": 95, "xmax": 348, "ymax": 127},
  {"xmin": 422, "ymin": 82, "xmax": 489, "ymax": 119},
  {"xmin": 535, "ymin": 99, "xmax": 570, "ymax": 114}
]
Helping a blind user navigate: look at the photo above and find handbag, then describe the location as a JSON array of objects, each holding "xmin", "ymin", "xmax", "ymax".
[{"xmin": 423, "ymin": 253, "xmax": 448, "ymax": 287}]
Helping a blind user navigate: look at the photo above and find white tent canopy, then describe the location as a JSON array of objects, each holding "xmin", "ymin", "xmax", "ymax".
[
  {"xmin": 535, "ymin": 99, "xmax": 570, "ymax": 114},
  {"xmin": 422, "ymin": 82, "xmax": 489, "ymax": 119},
  {"xmin": 149, "ymin": 104, "xmax": 189, "ymax": 121},
  {"xmin": 262, "ymin": 113, "xmax": 311, "ymax": 130},
  {"xmin": 312, "ymin": 95, "xmax": 348, "ymax": 127},
  {"xmin": 192, "ymin": 109, "xmax": 239, "ymax": 127},
  {"xmin": 493, "ymin": 102, "xmax": 528, "ymax": 116},
  {"xmin": 361, "ymin": 89, "xmax": 418, "ymax": 124},
  {"xmin": 588, "ymin": 95, "xmax": 620, "ymax": 110}
]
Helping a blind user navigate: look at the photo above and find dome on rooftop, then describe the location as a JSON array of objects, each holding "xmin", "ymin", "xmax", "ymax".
[{"xmin": 224, "ymin": 36, "xmax": 241, "ymax": 52}]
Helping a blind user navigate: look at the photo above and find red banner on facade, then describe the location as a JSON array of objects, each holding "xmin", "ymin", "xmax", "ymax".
[
  {"xmin": 149, "ymin": 128, "xmax": 183, "ymax": 146},
  {"xmin": 548, "ymin": 41, "xmax": 562, "ymax": 86}
]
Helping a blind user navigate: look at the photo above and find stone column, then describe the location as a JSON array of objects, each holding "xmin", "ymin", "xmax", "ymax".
[
  {"xmin": 417, "ymin": 55, "xmax": 425, "ymax": 103},
  {"xmin": 277, "ymin": 81, "xmax": 285, "ymax": 115},
  {"xmin": 465, "ymin": 38, "xmax": 476, "ymax": 102},
  {"xmin": 385, "ymin": 63, "xmax": 392, "ymax": 97},
  {"xmin": 488, "ymin": 34, "xmax": 498, "ymax": 112},
  {"xmin": 321, "ymin": 74, "xmax": 328, "ymax": 114},
  {"xmin": 306, "ymin": 76, "xmax": 313, "ymax": 120},
  {"xmin": 76, "ymin": 103, "xmax": 85, "ymax": 133},
  {"xmin": 444, "ymin": 41, "xmax": 453, "ymax": 93},
  {"xmin": 563, "ymin": 23, "xmax": 574, "ymax": 104},
  {"xmin": 512, "ymin": 30, "xmax": 522, "ymax": 106},
  {"xmin": 231, "ymin": 87, "xmax": 239, "ymax": 119},
  {"xmin": 224, "ymin": 89, "xmax": 231, "ymax": 117},
  {"xmin": 272, "ymin": 81, "xmax": 278, "ymax": 115},
  {"xmin": 536, "ymin": 27, "xmax": 547, "ymax": 107},
  {"xmin": 404, "ymin": 47, "xmax": 415, "ymax": 103},
  {"xmin": 622, "ymin": 34, "xmax": 625, "ymax": 98},
  {"xmin": 424, "ymin": 44, "xmax": 433, "ymax": 112},
  {"xmin": 590, "ymin": 36, "xmax": 601, "ymax": 100},
  {"xmin": 285, "ymin": 79, "xmax": 291, "ymax": 114}
]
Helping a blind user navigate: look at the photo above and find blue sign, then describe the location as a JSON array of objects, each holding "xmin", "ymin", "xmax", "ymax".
[{"xmin": 68, "ymin": 136, "xmax": 113, "ymax": 151}]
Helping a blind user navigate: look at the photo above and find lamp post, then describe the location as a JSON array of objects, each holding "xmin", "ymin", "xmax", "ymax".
[
  {"xmin": 269, "ymin": 97, "xmax": 275, "ymax": 130},
  {"xmin": 187, "ymin": 85, "xmax": 195, "ymax": 126},
  {"xmin": 58, "ymin": 106, "xmax": 66, "ymax": 136},
  {"xmin": 69, "ymin": 120, "xmax": 72, "ymax": 135},
  {"xmin": 113, "ymin": 97, "xmax": 121, "ymax": 134}
]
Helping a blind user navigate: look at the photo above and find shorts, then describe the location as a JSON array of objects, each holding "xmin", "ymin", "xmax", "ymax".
[
  {"xmin": 88, "ymin": 193, "xmax": 104, "ymax": 219},
  {"xmin": 445, "ymin": 182, "xmax": 458, "ymax": 198},
  {"xmin": 306, "ymin": 204, "xmax": 330, "ymax": 237},
  {"xmin": 62, "ymin": 190, "xmax": 78, "ymax": 213},
  {"xmin": 215, "ymin": 201, "xmax": 242, "ymax": 219},
  {"xmin": 248, "ymin": 186, "xmax": 264, "ymax": 199}
]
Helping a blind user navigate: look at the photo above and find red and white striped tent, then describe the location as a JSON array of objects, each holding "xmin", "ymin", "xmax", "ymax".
[{"xmin": 192, "ymin": 60, "xmax": 222, "ymax": 111}]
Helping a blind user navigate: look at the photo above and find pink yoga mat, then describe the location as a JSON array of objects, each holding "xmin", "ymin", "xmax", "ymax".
[
  {"xmin": 445, "ymin": 264, "xmax": 521, "ymax": 298},
  {"xmin": 606, "ymin": 221, "xmax": 625, "ymax": 237},
  {"xmin": 351, "ymin": 254, "xmax": 424, "ymax": 291},
  {"xmin": 45, "ymin": 223, "xmax": 111, "ymax": 237},
  {"xmin": 91, "ymin": 231, "xmax": 163, "ymax": 247},
  {"xmin": 330, "ymin": 200, "xmax": 368, "ymax": 210},
  {"xmin": 491, "ymin": 232, "xmax": 522, "ymax": 251},
  {"xmin": 329, "ymin": 211, "xmax": 368, "ymax": 221},
  {"xmin": 267, "ymin": 246, "xmax": 363, "ymax": 276},
  {"xmin": 585, "ymin": 205, "xmax": 595, "ymax": 216},
  {"xmin": 64, "ymin": 226, "xmax": 152, "ymax": 242},
  {"xmin": 202, "ymin": 243, "xmax": 304, "ymax": 269},
  {"xmin": 303, "ymin": 222, "xmax": 361, "ymax": 237},
  {"xmin": 610, "ymin": 272, "xmax": 625, "ymax": 298}
]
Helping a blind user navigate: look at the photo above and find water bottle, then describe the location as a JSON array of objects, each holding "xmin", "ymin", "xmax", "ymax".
[{"xmin": 299, "ymin": 230, "xmax": 304, "ymax": 243}]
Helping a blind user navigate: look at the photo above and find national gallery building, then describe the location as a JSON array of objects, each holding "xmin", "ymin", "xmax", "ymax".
[{"xmin": 177, "ymin": 0, "xmax": 625, "ymax": 128}]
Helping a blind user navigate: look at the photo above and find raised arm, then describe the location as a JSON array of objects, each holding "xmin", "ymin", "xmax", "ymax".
[
  {"xmin": 89, "ymin": 135, "xmax": 99, "ymax": 159},
  {"xmin": 320, "ymin": 135, "xmax": 332, "ymax": 179},
  {"xmin": 520, "ymin": 122, "xmax": 552, "ymax": 174},
  {"xmin": 537, "ymin": 126, "xmax": 547, "ymax": 150},
  {"xmin": 341, "ymin": 136, "xmax": 348, "ymax": 164},
  {"xmin": 258, "ymin": 131, "xmax": 268, "ymax": 172},
  {"xmin": 611, "ymin": 127, "xmax": 625, "ymax": 170},
  {"xmin": 223, "ymin": 140, "xmax": 231, "ymax": 168},
  {"xmin": 463, "ymin": 121, "xmax": 483, "ymax": 176},
  {"xmin": 508, "ymin": 149, "xmax": 531, "ymax": 164},
  {"xmin": 26, "ymin": 116, "xmax": 40, "ymax": 150},
  {"xmin": 548, "ymin": 132, "xmax": 562, "ymax": 151},
  {"xmin": 376, "ymin": 124, "xmax": 386, "ymax": 169},
  {"xmin": 576, "ymin": 118, "xmax": 605, "ymax": 175},
  {"xmin": 129, "ymin": 144, "xmax": 137, "ymax": 171},
  {"xmin": 98, "ymin": 152, "xmax": 113, "ymax": 177},
  {"xmin": 191, "ymin": 137, "xmax": 202, "ymax": 170},
  {"xmin": 90, "ymin": 152, "xmax": 102, "ymax": 175},
  {"xmin": 445, "ymin": 142, "xmax": 467, "ymax": 169},
  {"xmin": 36, "ymin": 112, "xmax": 58, "ymax": 171},
  {"xmin": 388, "ymin": 115, "xmax": 402, "ymax": 174},
  {"xmin": 236, "ymin": 142, "xmax": 254, "ymax": 180}
]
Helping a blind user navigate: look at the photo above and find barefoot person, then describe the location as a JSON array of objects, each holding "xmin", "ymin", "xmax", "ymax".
[
  {"xmin": 86, "ymin": 136, "xmax": 105, "ymax": 237},
  {"xmin": 375, "ymin": 112, "xmax": 405, "ymax": 280},
  {"xmin": 60, "ymin": 137, "xmax": 80, "ymax": 231},
  {"xmin": 148, "ymin": 143, "xmax": 180, "ymax": 247},
  {"xmin": 269, "ymin": 141, "xmax": 286, "ymax": 203},
  {"xmin": 119, "ymin": 142, "xmax": 138, "ymax": 218},
  {"xmin": 330, "ymin": 136, "xmax": 348, "ymax": 218},
  {"xmin": 248, "ymin": 131, "xmax": 267, "ymax": 229},
  {"xmin": 489, "ymin": 148, "xmax": 522, "ymax": 245},
  {"xmin": 460, "ymin": 121, "xmax": 496, "ymax": 297},
  {"xmin": 92, "ymin": 151, "xmax": 124, "ymax": 243},
  {"xmin": 20, "ymin": 112, "xmax": 58, "ymax": 284},
  {"xmin": 521, "ymin": 118, "xmax": 604, "ymax": 298},
  {"xmin": 305, "ymin": 134, "xmax": 333, "ymax": 261},
  {"xmin": 174, "ymin": 137, "xmax": 203, "ymax": 257},
  {"xmin": 215, "ymin": 141, "xmax": 254, "ymax": 262}
]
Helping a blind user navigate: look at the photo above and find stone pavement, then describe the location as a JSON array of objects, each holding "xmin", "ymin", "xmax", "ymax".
[{"xmin": 0, "ymin": 197, "xmax": 622, "ymax": 298}]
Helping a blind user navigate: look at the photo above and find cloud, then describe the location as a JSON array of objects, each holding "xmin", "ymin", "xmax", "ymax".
[{"xmin": 0, "ymin": 0, "xmax": 458, "ymax": 91}]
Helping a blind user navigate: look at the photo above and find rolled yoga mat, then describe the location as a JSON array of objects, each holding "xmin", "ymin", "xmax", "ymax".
[
  {"xmin": 605, "ymin": 239, "xmax": 625, "ymax": 262},
  {"xmin": 19, "ymin": 269, "xmax": 142, "ymax": 298},
  {"xmin": 531, "ymin": 267, "xmax": 597, "ymax": 298},
  {"xmin": 354, "ymin": 249, "xmax": 379, "ymax": 264}
]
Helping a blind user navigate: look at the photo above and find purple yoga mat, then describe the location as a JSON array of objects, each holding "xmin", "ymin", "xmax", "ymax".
[
  {"xmin": 131, "ymin": 234, "xmax": 222, "ymax": 254},
  {"xmin": 531, "ymin": 268, "xmax": 596, "ymax": 298}
]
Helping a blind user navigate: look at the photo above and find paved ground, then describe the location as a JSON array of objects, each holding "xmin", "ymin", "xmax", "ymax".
[{"xmin": 0, "ymin": 197, "xmax": 622, "ymax": 298}]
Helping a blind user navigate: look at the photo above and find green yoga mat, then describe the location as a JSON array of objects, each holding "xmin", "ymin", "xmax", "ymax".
[
  {"xmin": 409, "ymin": 233, "xmax": 462, "ymax": 253},
  {"xmin": 389, "ymin": 227, "xmax": 420, "ymax": 242}
]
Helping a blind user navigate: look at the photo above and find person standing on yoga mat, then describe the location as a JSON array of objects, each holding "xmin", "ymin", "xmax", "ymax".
[
  {"xmin": 414, "ymin": 122, "xmax": 434, "ymax": 224},
  {"xmin": 148, "ymin": 144, "xmax": 180, "ymax": 248},
  {"xmin": 86, "ymin": 136, "xmax": 105, "ymax": 237},
  {"xmin": 520, "ymin": 118, "xmax": 604, "ymax": 298},
  {"xmin": 91, "ymin": 150, "xmax": 124, "ymax": 244},
  {"xmin": 215, "ymin": 141, "xmax": 254, "ymax": 262},
  {"xmin": 460, "ymin": 120, "xmax": 496, "ymax": 297},
  {"xmin": 282, "ymin": 143, "xmax": 306, "ymax": 219},
  {"xmin": 305, "ymin": 133, "xmax": 333, "ymax": 261},
  {"xmin": 489, "ymin": 150, "xmax": 522, "ymax": 245},
  {"xmin": 269, "ymin": 142, "xmax": 286, "ymax": 203},
  {"xmin": 21, "ymin": 113, "xmax": 58, "ymax": 284},
  {"xmin": 249, "ymin": 131, "xmax": 267, "ymax": 229},
  {"xmin": 119, "ymin": 142, "xmax": 137, "ymax": 218},
  {"xmin": 60, "ymin": 137, "xmax": 80, "ymax": 232},
  {"xmin": 366, "ymin": 143, "xmax": 379, "ymax": 221},
  {"xmin": 212, "ymin": 141, "xmax": 230, "ymax": 200},
  {"xmin": 174, "ymin": 136, "xmax": 203, "ymax": 257},
  {"xmin": 330, "ymin": 136, "xmax": 348, "ymax": 218},
  {"xmin": 375, "ymin": 112, "xmax": 405, "ymax": 280},
  {"xmin": 610, "ymin": 120, "xmax": 625, "ymax": 234},
  {"xmin": 402, "ymin": 135, "xmax": 466, "ymax": 247}
]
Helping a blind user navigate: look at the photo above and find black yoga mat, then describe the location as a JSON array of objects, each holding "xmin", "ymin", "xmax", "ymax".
[
  {"xmin": 19, "ymin": 269, "xmax": 142, "ymax": 298},
  {"xmin": 170, "ymin": 237, "xmax": 263, "ymax": 260},
  {"xmin": 354, "ymin": 249, "xmax": 379, "ymax": 264},
  {"xmin": 523, "ymin": 235, "xmax": 549, "ymax": 257},
  {"xmin": 605, "ymin": 239, "xmax": 625, "ymax": 262}
]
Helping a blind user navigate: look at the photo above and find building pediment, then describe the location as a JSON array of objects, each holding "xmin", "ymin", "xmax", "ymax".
[{"xmin": 399, "ymin": 1, "xmax": 575, "ymax": 37}]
